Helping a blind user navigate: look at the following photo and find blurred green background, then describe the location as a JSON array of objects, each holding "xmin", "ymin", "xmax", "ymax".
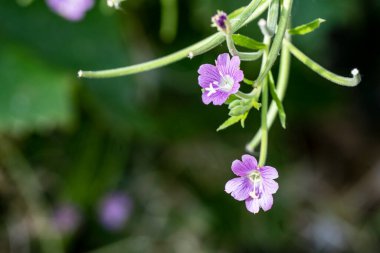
[{"xmin": 1, "ymin": 0, "xmax": 379, "ymax": 252}]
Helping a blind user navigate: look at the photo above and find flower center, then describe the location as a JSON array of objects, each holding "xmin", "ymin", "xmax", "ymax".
[
  {"xmin": 204, "ymin": 75, "xmax": 235, "ymax": 97},
  {"xmin": 218, "ymin": 74, "xmax": 234, "ymax": 92},
  {"xmin": 248, "ymin": 170, "xmax": 263, "ymax": 199}
]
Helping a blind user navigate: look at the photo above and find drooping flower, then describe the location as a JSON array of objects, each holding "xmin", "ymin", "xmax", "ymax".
[
  {"xmin": 225, "ymin": 154, "xmax": 279, "ymax": 214},
  {"xmin": 52, "ymin": 203, "xmax": 82, "ymax": 234},
  {"xmin": 46, "ymin": 0, "xmax": 94, "ymax": 21},
  {"xmin": 98, "ymin": 192, "xmax": 133, "ymax": 231},
  {"xmin": 198, "ymin": 53, "xmax": 244, "ymax": 105}
]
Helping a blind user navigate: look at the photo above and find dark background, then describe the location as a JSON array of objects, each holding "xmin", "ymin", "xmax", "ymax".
[{"xmin": 1, "ymin": 0, "xmax": 379, "ymax": 252}]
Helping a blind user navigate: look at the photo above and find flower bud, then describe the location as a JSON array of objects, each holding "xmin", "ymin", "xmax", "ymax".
[{"xmin": 212, "ymin": 11, "xmax": 229, "ymax": 32}]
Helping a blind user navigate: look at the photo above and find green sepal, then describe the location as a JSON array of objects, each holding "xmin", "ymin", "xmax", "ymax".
[
  {"xmin": 224, "ymin": 94, "xmax": 239, "ymax": 105},
  {"xmin": 251, "ymin": 100, "xmax": 261, "ymax": 110},
  {"xmin": 217, "ymin": 112, "xmax": 248, "ymax": 132},
  {"xmin": 288, "ymin": 18, "xmax": 326, "ymax": 36},
  {"xmin": 228, "ymin": 98, "xmax": 260, "ymax": 117},
  {"xmin": 232, "ymin": 34, "xmax": 267, "ymax": 50},
  {"xmin": 268, "ymin": 72, "xmax": 286, "ymax": 129}
]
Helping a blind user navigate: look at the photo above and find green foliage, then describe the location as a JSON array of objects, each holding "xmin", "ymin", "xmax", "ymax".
[
  {"xmin": 217, "ymin": 113, "xmax": 248, "ymax": 131},
  {"xmin": 268, "ymin": 72, "xmax": 286, "ymax": 129},
  {"xmin": 0, "ymin": 43, "xmax": 72, "ymax": 134},
  {"xmin": 288, "ymin": 18, "xmax": 326, "ymax": 35},
  {"xmin": 232, "ymin": 34, "xmax": 267, "ymax": 50}
]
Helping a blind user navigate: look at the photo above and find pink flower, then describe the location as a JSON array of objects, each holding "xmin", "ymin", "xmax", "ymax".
[
  {"xmin": 225, "ymin": 154, "xmax": 279, "ymax": 214},
  {"xmin": 98, "ymin": 192, "xmax": 133, "ymax": 231},
  {"xmin": 198, "ymin": 53, "xmax": 244, "ymax": 105},
  {"xmin": 46, "ymin": 0, "xmax": 94, "ymax": 21}
]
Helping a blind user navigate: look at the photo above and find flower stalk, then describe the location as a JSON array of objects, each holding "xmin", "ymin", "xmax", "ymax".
[
  {"xmin": 78, "ymin": 0, "xmax": 270, "ymax": 79},
  {"xmin": 283, "ymin": 39, "xmax": 361, "ymax": 87},
  {"xmin": 254, "ymin": 0, "xmax": 293, "ymax": 87}
]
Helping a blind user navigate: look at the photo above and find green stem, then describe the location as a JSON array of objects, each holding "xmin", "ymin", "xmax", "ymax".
[
  {"xmin": 226, "ymin": 30, "xmax": 263, "ymax": 61},
  {"xmin": 268, "ymin": 71, "xmax": 286, "ymax": 128},
  {"xmin": 246, "ymin": 37, "xmax": 291, "ymax": 153},
  {"xmin": 79, "ymin": 0, "xmax": 270, "ymax": 78},
  {"xmin": 256, "ymin": 28, "xmax": 271, "ymax": 166},
  {"xmin": 254, "ymin": 0, "xmax": 293, "ymax": 86},
  {"xmin": 267, "ymin": 0, "xmax": 279, "ymax": 36},
  {"xmin": 236, "ymin": 91, "xmax": 253, "ymax": 99},
  {"xmin": 283, "ymin": 39, "xmax": 361, "ymax": 87},
  {"xmin": 258, "ymin": 76, "xmax": 268, "ymax": 166}
]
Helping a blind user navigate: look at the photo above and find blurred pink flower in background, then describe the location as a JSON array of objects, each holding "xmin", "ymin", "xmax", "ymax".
[
  {"xmin": 98, "ymin": 192, "xmax": 133, "ymax": 231},
  {"xmin": 46, "ymin": 0, "xmax": 94, "ymax": 21}
]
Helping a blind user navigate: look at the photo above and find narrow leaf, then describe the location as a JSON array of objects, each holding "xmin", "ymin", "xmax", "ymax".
[
  {"xmin": 267, "ymin": 0, "xmax": 280, "ymax": 36},
  {"xmin": 288, "ymin": 18, "xmax": 326, "ymax": 35},
  {"xmin": 240, "ymin": 112, "xmax": 249, "ymax": 128},
  {"xmin": 232, "ymin": 34, "xmax": 266, "ymax": 50},
  {"xmin": 268, "ymin": 72, "xmax": 286, "ymax": 129},
  {"xmin": 217, "ymin": 114, "xmax": 246, "ymax": 131}
]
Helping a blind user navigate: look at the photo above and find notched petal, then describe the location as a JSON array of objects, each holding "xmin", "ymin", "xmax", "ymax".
[
  {"xmin": 260, "ymin": 166, "xmax": 279, "ymax": 179},
  {"xmin": 231, "ymin": 160, "xmax": 251, "ymax": 176},
  {"xmin": 242, "ymin": 154, "xmax": 258, "ymax": 170}
]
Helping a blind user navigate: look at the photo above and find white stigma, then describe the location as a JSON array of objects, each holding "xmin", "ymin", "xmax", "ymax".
[
  {"xmin": 205, "ymin": 83, "xmax": 218, "ymax": 97},
  {"xmin": 248, "ymin": 171, "xmax": 262, "ymax": 199}
]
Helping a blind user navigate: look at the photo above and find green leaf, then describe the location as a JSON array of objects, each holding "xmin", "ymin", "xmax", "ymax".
[
  {"xmin": 217, "ymin": 113, "xmax": 248, "ymax": 132},
  {"xmin": 0, "ymin": 43, "xmax": 73, "ymax": 134},
  {"xmin": 240, "ymin": 112, "xmax": 249, "ymax": 128},
  {"xmin": 232, "ymin": 34, "xmax": 267, "ymax": 50},
  {"xmin": 288, "ymin": 18, "xmax": 326, "ymax": 35},
  {"xmin": 268, "ymin": 72, "xmax": 286, "ymax": 129}
]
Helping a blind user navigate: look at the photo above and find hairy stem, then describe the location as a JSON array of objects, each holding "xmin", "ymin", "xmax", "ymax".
[
  {"xmin": 246, "ymin": 37, "xmax": 291, "ymax": 153},
  {"xmin": 254, "ymin": 0, "xmax": 293, "ymax": 86},
  {"xmin": 78, "ymin": 0, "xmax": 270, "ymax": 78},
  {"xmin": 284, "ymin": 40, "xmax": 361, "ymax": 87}
]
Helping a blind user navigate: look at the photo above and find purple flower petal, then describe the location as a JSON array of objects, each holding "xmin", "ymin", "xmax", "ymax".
[
  {"xmin": 228, "ymin": 56, "xmax": 241, "ymax": 75},
  {"xmin": 225, "ymin": 177, "xmax": 252, "ymax": 201},
  {"xmin": 197, "ymin": 53, "xmax": 244, "ymax": 106},
  {"xmin": 259, "ymin": 193, "xmax": 273, "ymax": 211},
  {"xmin": 98, "ymin": 192, "xmax": 133, "ymax": 231},
  {"xmin": 231, "ymin": 160, "xmax": 252, "ymax": 177},
  {"xmin": 260, "ymin": 166, "xmax": 279, "ymax": 179},
  {"xmin": 213, "ymin": 93, "xmax": 231, "ymax": 105},
  {"xmin": 242, "ymin": 155, "xmax": 258, "ymax": 171},
  {"xmin": 198, "ymin": 64, "xmax": 220, "ymax": 88},
  {"xmin": 263, "ymin": 178, "xmax": 279, "ymax": 194},
  {"xmin": 225, "ymin": 154, "xmax": 279, "ymax": 214},
  {"xmin": 245, "ymin": 198, "xmax": 260, "ymax": 214},
  {"xmin": 46, "ymin": 0, "xmax": 94, "ymax": 21},
  {"xmin": 216, "ymin": 53, "xmax": 230, "ymax": 68}
]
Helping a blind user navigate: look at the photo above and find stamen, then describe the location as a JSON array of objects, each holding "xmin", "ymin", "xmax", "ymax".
[{"xmin": 205, "ymin": 83, "xmax": 218, "ymax": 97}]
